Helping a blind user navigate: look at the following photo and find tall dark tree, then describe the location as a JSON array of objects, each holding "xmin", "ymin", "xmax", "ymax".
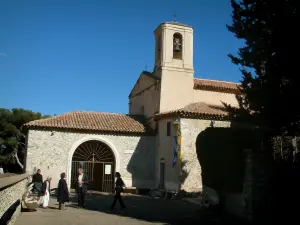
[
  {"xmin": 0, "ymin": 108, "xmax": 51, "ymax": 172},
  {"xmin": 226, "ymin": 0, "xmax": 299, "ymax": 136}
]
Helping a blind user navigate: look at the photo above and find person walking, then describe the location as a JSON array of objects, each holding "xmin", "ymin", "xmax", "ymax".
[
  {"xmin": 57, "ymin": 172, "xmax": 69, "ymax": 210},
  {"xmin": 76, "ymin": 168, "xmax": 88, "ymax": 208},
  {"xmin": 40, "ymin": 176, "xmax": 52, "ymax": 208},
  {"xmin": 110, "ymin": 172, "xmax": 126, "ymax": 210}
]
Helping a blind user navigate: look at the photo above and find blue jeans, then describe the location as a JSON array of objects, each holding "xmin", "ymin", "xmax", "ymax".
[{"xmin": 34, "ymin": 182, "xmax": 42, "ymax": 195}]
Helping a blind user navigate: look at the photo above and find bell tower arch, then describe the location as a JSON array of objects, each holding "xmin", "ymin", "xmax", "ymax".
[{"xmin": 153, "ymin": 21, "xmax": 194, "ymax": 112}]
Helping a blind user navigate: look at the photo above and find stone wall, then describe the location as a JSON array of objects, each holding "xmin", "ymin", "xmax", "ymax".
[
  {"xmin": 0, "ymin": 174, "xmax": 29, "ymax": 225},
  {"xmin": 26, "ymin": 130, "xmax": 156, "ymax": 189},
  {"xmin": 180, "ymin": 119, "xmax": 231, "ymax": 192}
]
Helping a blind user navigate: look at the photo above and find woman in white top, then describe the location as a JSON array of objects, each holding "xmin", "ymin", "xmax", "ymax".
[{"xmin": 40, "ymin": 176, "xmax": 52, "ymax": 208}]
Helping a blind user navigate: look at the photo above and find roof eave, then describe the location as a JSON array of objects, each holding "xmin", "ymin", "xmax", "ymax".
[
  {"xmin": 25, "ymin": 125, "xmax": 156, "ymax": 136},
  {"xmin": 193, "ymin": 85, "xmax": 242, "ymax": 95},
  {"xmin": 154, "ymin": 111, "xmax": 231, "ymax": 121}
]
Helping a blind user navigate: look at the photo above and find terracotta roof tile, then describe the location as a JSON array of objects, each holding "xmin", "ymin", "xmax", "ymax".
[
  {"xmin": 129, "ymin": 71, "xmax": 241, "ymax": 96},
  {"xmin": 154, "ymin": 102, "xmax": 233, "ymax": 120},
  {"xmin": 24, "ymin": 111, "xmax": 154, "ymax": 134},
  {"xmin": 193, "ymin": 78, "xmax": 241, "ymax": 94}
]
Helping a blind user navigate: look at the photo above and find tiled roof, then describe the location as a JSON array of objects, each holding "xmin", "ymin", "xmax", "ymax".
[
  {"xmin": 154, "ymin": 102, "xmax": 233, "ymax": 120},
  {"xmin": 193, "ymin": 78, "xmax": 241, "ymax": 94},
  {"xmin": 142, "ymin": 71, "xmax": 160, "ymax": 80},
  {"xmin": 24, "ymin": 111, "xmax": 154, "ymax": 135},
  {"xmin": 129, "ymin": 73, "xmax": 240, "ymax": 97}
]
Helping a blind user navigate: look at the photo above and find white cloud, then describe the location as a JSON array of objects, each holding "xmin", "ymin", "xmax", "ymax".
[{"xmin": 0, "ymin": 52, "xmax": 7, "ymax": 56}]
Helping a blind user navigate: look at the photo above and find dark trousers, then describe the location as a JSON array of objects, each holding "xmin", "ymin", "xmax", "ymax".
[
  {"xmin": 77, "ymin": 187, "xmax": 86, "ymax": 207},
  {"xmin": 111, "ymin": 191, "xmax": 125, "ymax": 208},
  {"xmin": 34, "ymin": 182, "xmax": 42, "ymax": 196},
  {"xmin": 59, "ymin": 202, "xmax": 66, "ymax": 210}
]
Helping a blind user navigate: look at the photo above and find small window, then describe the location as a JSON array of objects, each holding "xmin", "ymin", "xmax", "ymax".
[{"xmin": 167, "ymin": 122, "xmax": 171, "ymax": 136}]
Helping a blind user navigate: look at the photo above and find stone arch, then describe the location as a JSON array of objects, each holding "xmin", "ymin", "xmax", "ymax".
[{"xmin": 67, "ymin": 136, "xmax": 120, "ymax": 190}]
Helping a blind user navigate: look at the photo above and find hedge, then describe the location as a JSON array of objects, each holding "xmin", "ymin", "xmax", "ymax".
[{"xmin": 195, "ymin": 127, "xmax": 268, "ymax": 193}]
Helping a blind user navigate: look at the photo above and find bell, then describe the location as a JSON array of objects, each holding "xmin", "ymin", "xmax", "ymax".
[
  {"xmin": 174, "ymin": 38, "xmax": 181, "ymax": 51},
  {"xmin": 174, "ymin": 45, "xmax": 181, "ymax": 51}
]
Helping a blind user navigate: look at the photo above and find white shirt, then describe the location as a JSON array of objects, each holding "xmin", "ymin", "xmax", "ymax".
[
  {"xmin": 78, "ymin": 174, "xmax": 83, "ymax": 187},
  {"xmin": 46, "ymin": 180, "xmax": 49, "ymax": 191}
]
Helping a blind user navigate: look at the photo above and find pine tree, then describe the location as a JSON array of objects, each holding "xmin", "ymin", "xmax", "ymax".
[
  {"xmin": 226, "ymin": 0, "xmax": 299, "ymax": 136},
  {"xmin": 0, "ymin": 108, "xmax": 51, "ymax": 171}
]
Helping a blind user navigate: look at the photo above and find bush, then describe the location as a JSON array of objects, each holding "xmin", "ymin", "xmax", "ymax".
[{"xmin": 196, "ymin": 127, "xmax": 268, "ymax": 193}]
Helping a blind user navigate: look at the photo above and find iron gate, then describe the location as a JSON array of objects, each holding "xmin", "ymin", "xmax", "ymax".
[{"xmin": 71, "ymin": 140, "xmax": 115, "ymax": 193}]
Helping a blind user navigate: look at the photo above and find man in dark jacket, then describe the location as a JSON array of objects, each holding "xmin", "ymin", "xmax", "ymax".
[
  {"xmin": 76, "ymin": 168, "xmax": 88, "ymax": 208},
  {"xmin": 57, "ymin": 172, "xmax": 69, "ymax": 210},
  {"xmin": 32, "ymin": 169, "xmax": 43, "ymax": 195}
]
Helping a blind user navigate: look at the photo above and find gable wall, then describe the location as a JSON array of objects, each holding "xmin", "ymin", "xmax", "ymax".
[
  {"xmin": 130, "ymin": 74, "xmax": 156, "ymax": 96},
  {"xmin": 129, "ymin": 82, "xmax": 160, "ymax": 118}
]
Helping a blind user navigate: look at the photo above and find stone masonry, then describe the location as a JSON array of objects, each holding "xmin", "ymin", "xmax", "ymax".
[
  {"xmin": 180, "ymin": 119, "xmax": 230, "ymax": 192},
  {"xmin": 0, "ymin": 175, "xmax": 28, "ymax": 225},
  {"xmin": 26, "ymin": 129, "xmax": 156, "ymax": 189}
]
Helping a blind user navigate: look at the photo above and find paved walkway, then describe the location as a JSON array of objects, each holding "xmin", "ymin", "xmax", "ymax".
[{"xmin": 15, "ymin": 193, "xmax": 204, "ymax": 225}]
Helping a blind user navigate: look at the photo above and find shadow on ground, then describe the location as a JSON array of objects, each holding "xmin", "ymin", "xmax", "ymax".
[
  {"xmin": 18, "ymin": 192, "xmax": 246, "ymax": 225},
  {"xmin": 49, "ymin": 192, "xmax": 203, "ymax": 225},
  {"xmin": 75, "ymin": 193, "xmax": 203, "ymax": 224}
]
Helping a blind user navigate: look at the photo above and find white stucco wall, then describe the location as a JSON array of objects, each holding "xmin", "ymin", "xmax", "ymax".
[
  {"xmin": 193, "ymin": 89, "xmax": 238, "ymax": 107},
  {"xmin": 129, "ymin": 82, "xmax": 160, "ymax": 118},
  {"xmin": 157, "ymin": 118, "xmax": 180, "ymax": 191},
  {"xmin": 180, "ymin": 119, "xmax": 231, "ymax": 192},
  {"xmin": 26, "ymin": 130, "xmax": 156, "ymax": 190},
  {"xmin": 156, "ymin": 118, "xmax": 232, "ymax": 192}
]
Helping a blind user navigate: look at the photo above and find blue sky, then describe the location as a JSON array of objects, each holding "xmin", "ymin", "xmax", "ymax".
[{"xmin": 0, "ymin": 0, "xmax": 243, "ymax": 116}]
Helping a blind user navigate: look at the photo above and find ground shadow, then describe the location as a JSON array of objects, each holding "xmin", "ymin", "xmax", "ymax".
[{"xmin": 48, "ymin": 193, "xmax": 203, "ymax": 224}]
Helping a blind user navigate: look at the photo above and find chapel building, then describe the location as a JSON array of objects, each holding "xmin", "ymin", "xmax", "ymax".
[{"xmin": 24, "ymin": 21, "xmax": 239, "ymax": 193}]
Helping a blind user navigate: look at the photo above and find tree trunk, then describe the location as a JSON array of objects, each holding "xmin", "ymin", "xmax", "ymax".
[{"xmin": 14, "ymin": 152, "xmax": 24, "ymax": 170}]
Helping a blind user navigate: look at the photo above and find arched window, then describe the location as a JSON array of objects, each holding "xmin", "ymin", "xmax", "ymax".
[{"xmin": 173, "ymin": 33, "xmax": 183, "ymax": 59}]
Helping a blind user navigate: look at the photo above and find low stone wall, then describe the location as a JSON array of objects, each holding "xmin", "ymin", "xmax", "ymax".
[{"xmin": 0, "ymin": 174, "xmax": 29, "ymax": 225}]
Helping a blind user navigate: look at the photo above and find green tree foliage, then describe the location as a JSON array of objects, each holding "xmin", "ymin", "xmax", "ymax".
[
  {"xmin": 226, "ymin": 0, "xmax": 299, "ymax": 136},
  {"xmin": 0, "ymin": 108, "xmax": 51, "ymax": 169}
]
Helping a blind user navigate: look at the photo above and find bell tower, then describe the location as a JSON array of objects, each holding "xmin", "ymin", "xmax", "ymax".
[{"xmin": 154, "ymin": 21, "xmax": 194, "ymax": 112}]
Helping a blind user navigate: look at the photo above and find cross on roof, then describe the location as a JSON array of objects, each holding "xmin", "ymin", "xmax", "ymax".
[{"xmin": 173, "ymin": 13, "xmax": 177, "ymax": 22}]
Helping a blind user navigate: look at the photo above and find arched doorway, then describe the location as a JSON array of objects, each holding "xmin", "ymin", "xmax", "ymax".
[{"xmin": 71, "ymin": 140, "xmax": 115, "ymax": 192}]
